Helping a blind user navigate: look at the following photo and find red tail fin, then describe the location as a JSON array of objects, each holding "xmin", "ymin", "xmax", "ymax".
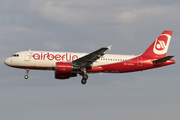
[{"xmin": 141, "ymin": 30, "xmax": 173, "ymax": 58}]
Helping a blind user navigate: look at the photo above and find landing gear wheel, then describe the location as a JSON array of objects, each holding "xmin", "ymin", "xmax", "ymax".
[
  {"xmin": 24, "ymin": 75, "xmax": 28, "ymax": 79},
  {"xmin": 83, "ymin": 74, "xmax": 88, "ymax": 80},
  {"xmin": 81, "ymin": 79, "xmax": 87, "ymax": 85}
]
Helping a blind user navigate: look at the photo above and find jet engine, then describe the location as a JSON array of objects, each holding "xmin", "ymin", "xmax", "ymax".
[{"xmin": 55, "ymin": 62, "xmax": 78, "ymax": 79}]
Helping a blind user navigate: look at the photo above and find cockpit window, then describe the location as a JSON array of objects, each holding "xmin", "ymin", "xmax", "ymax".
[{"xmin": 11, "ymin": 54, "xmax": 19, "ymax": 57}]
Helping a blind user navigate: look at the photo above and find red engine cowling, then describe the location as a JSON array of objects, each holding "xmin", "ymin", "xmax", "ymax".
[
  {"xmin": 55, "ymin": 62, "xmax": 78, "ymax": 79},
  {"xmin": 56, "ymin": 62, "xmax": 72, "ymax": 72}
]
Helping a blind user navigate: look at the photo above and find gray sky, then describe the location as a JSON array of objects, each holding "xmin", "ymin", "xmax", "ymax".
[{"xmin": 0, "ymin": 0, "xmax": 180, "ymax": 120}]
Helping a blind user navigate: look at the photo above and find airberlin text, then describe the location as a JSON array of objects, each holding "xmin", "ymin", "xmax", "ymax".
[{"xmin": 32, "ymin": 52, "xmax": 78, "ymax": 61}]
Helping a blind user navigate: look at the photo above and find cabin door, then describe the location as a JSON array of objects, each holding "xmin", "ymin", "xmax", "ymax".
[
  {"xmin": 24, "ymin": 51, "xmax": 30, "ymax": 61},
  {"xmin": 137, "ymin": 56, "xmax": 143, "ymax": 66}
]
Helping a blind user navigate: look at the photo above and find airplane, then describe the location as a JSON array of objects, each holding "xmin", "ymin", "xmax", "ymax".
[{"xmin": 4, "ymin": 30, "xmax": 175, "ymax": 84}]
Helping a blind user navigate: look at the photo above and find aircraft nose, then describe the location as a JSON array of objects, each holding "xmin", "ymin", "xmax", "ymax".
[{"xmin": 4, "ymin": 58, "xmax": 11, "ymax": 66}]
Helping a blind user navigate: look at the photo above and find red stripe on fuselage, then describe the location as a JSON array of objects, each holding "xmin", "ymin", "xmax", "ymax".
[
  {"xmin": 101, "ymin": 57, "xmax": 175, "ymax": 73},
  {"xmin": 10, "ymin": 57, "xmax": 175, "ymax": 73}
]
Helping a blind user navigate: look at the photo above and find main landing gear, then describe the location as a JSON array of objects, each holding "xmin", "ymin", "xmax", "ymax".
[
  {"xmin": 80, "ymin": 67, "xmax": 88, "ymax": 85},
  {"xmin": 81, "ymin": 74, "xmax": 88, "ymax": 84},
  {"xmin": 24, "ymin": 68, "xmax": 29, "ymax": 79}
]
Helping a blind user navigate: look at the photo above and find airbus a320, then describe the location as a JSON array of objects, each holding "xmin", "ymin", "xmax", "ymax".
[{"xmin": 4, "ymin": 30, "xmax": 175, "ymax": 84}]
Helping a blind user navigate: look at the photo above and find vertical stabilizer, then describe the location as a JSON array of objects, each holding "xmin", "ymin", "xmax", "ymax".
[{"xmin": 141, "ymin": 30, "xmax": 173, "ymax": 58}]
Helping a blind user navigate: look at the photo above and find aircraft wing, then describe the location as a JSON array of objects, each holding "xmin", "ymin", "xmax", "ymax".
[{"xmin": 72, "ymin": 45, "xmax": 112, "ymax": 67}]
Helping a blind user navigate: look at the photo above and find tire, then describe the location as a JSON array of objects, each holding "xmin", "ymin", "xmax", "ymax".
[
  {"xmin": 83, "ymin": 74, "xmax": 88, "ymax": 80},
  {"xmin": 81, "ymin": 79, "xmax": 87, "ymax": 84},
  {"xmin": 24, "ymin": 75, "xmax": 28, "ymax": 79}
]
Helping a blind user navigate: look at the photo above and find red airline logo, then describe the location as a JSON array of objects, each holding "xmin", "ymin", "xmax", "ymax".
[
  {"xmin": 31, "ymin": 52, "xmax": 78, "ymax": 61},
  {"xmin": 155, "ymin": 35, "xmax": 168, "ymax": 51},
  {"xmin": 153, "ymin": 33, "xmax": 171, "ymax": 55}
]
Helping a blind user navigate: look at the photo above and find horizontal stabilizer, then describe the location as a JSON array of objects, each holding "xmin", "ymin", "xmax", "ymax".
[{"xmin": 153, "ymin": 55, "xmax": 174, "ymax": 64}]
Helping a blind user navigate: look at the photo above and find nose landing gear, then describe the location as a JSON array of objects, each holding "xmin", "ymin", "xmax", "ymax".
[{"xmin": 24, "ymin": 69, "xmax": 29, "ymax": 79}]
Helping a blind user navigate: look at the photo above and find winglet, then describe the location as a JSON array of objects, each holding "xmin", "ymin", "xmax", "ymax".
[{"xmin": 107, "ymin": 45, "xmax": 112, "ymax": 50}]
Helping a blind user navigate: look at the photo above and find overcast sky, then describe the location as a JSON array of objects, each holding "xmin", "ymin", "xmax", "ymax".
[{"xmin": 0, "ymin": 0, "xmax": 180, "ymax": 120}]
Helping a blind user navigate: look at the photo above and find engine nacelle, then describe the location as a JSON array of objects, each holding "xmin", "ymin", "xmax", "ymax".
[
  {"xmin": 56, "ymin": 62, "xmax": 72, "ymax": 72},
  {"xmin": 55, "ymin": 72, "xmax": 77, "ymax": 79},
  {"xmin": 55, "ymin": 62, "xmax": 78, "ymax": 79},
  {"xmin": 55, "ymin": 72, "xmax": 70, "ymax": 79}
]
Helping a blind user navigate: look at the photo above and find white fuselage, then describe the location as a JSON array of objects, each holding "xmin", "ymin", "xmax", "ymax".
[{"xmin": 5, "ymin": 51, "xmax": 137, "ymax": 70}]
